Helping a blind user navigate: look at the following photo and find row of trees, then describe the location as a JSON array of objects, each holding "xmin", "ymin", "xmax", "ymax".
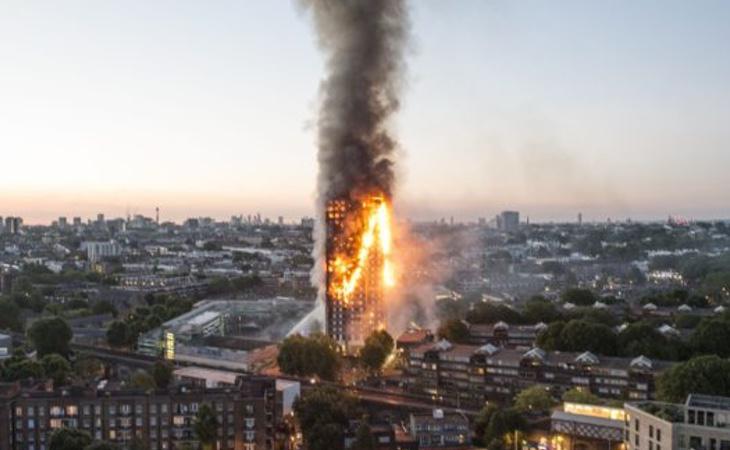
[
  {"xmin": 537, "ymin": 311, "xmax": 730, "ymax": 360},
  {"xmin": 106, "ymin": 295, "xmax": 193, "ymax": 348},
  {"xmin": 277, "ymin": 330, "xmax": 395, "ymax": 381}
]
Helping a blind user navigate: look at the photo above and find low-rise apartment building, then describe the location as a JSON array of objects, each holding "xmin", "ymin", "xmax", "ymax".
[
  {"xmin": 404, "ymin": 339, "xmax": 668, "ymax": 407},
  {"xmin": 0, "ymin": 375, "xmax": 278, "ymax": 450}
]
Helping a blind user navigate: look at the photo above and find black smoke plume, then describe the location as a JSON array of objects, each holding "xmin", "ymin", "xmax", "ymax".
[
  {"xmin": 301, "ymin": 0, "xmax": 409, "ymax": 202},
  {"xmin": 300, "ymin": 0, "xmax": 410, "ymax": 308}
]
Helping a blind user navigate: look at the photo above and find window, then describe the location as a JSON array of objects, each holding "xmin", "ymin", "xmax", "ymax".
[
  {"xmin": 635, "ymin": 419, "xmax": 640, "ymax": 432},
  {"xmin": 698, "ymin": 411, "xmax": 706, "ymax": 426},
  {"xmin": 689, "ymin": 410, "xmax": 696, "ymax": 424},
  {"xmin": 650, "ymin": 425, "xmax": 654, "ymax": 438},
  {"xmin": 635, "ymin": 434, "xmax": 640, "ymax": 446},
  {"xmin": 657, "ymin": 429, "xmax": 661, "ymax": 441},
  {"xmin": 708, "ymin": 412, "xmax": 715, "ymax": 427}
]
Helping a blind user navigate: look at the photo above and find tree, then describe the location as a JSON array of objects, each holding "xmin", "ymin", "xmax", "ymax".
[
  {"xmin": 0, "ymin": 299, "xmax": 24, "ymax": 331},
  {"xmin": 41, "ymin": 353, "xmax": 72, "ymax": 387},
  {"xmin": 536, "ymin": 321, "xmax": 565, "ymax": 350},
  {"xmin": 151, "ymin": 360, "xmax": 174, "ymax": 388},
  {"xmin": 360, "ymin": 330, "xmax": 394, "ymax": 373},
  {"xmin": 466, "ymin": 303, "xmax": 524, "ymax": 325},
  {"xmin": 474, "ymin": 403, "xmax": 499, "ymax": 446},
  {"xmin": 562, "ymin": 387, "xmax": 603, "ymax": 405},
  {"xmin": 617, "ymin": 322, "xmax": 679, "ymax": 360},
  {"xmin": 28, "ymin": 317, "xmax": 73, "ymax": 357},
  {"xmin": 657, "ymin": 355, "xmax": 730, "ymax": 402},
  {"xmin": 351, "ymin": 420, "xmax": 376, "ymax": 450},
  {"xmin": 690, "ymin": 318, "xmax": 730, "ymax": 358},
  {"xmin": 277, "ymin": 333, "xmax": 341, "ymax": 381},
  {"xmin": 49, "ymin": 428, "xmax": 92, "ymax": 450},
  {"xmin": 483, "ymin": 408, "xmax": 526, "ymax": 450},
  {"xmin": 558, "ymin": 320, "xmax": 618, "ymax": 355},
  {"xmin": 437, "ymin": 318, "xmax": 470, "ymax": 344},
  {"xmin": 106, "ymin": 321, "xmax": 130, "ymax": 348},
  {"xmin": 513, "ymin": 385, "xmax": 555, "ymax": 414},
  {"xmin": 91, "ymin": 300, "xmax": 118, "ymax": 317},
  {"xmin": 561, "ymin": 288, "xmax": 596, "ymax": 306},
  {"xmin": 194, "ymin": 404, "xmax": 219, "ymax": 450},
  {"xmin": 523, "ymin": 298, "xmax": 561, "ymax": 324},
  {"xmin": 2, "ymin": 354, "xmax": 45, "ymax": 382},
  {"xmin": 294, "ymin": 386, "xmax": 357, "ymax": 450}
]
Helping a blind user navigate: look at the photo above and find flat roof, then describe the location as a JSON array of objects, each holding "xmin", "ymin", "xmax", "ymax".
[
  {"xmin": 173, "ymin": 367, "xmax": 238, "ymax": 385},
  {"xmin": 189, "ymin": 311, "xmax": 220, "ymax": 326},
  {"xmin": 687, "ymin": 394, "xmax": 730, "ymax": 411},
  {"xmin": 552, "ymin": 410, "xmax": 624, "ymax": 429}
]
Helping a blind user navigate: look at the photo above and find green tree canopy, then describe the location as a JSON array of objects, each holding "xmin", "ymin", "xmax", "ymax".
[
  {"xmin": 557, "ymin": 320, "xmax": 618, "ymax": 355},
  {"xmin": 1, "ymin": 354, "xmax": 45, "ymax": 382},
  {"xmin": 194, "ymin": 403, "xmax": 219, "ymax": 450},
  {"xmin": 28, "ymin": 317, "xmax": 73, "ymax": 357},
  {"xmin": 277, "ymin": 333, "xmax": 341, "ymax": 381},
  {"xmin": 151, "ymin": 360, "xmax": 174, "ymax": 389},
  {"xmin": 562, "ymin": 387, "xmax": 603, "ymax": 405},
  {"xmin": 294, "ymin": 386, "xmax": 358, "ymax": 450},
  {"xmin": 49, "ymin": 428, "xmax": 92, "ymax": 450},
  {"xmin": 106, "ymin": 321, "xmax": 131, "ymax": 348},
  {"xmin": 513, "ymin": 385, "xmax": 555, "ymax": 414},
  {"xmin": 690, "ymin": 317, "xmax": 730, "ymax": 358},
  {"xmin": 466, "ymin": 303, "xmax": 524, "ymax": 325},
  {"xmin": 474, "ymin": 403, "xmax": 499, "ymax": 446},
  {"xmin": 523, "ymin": 298, "xmax": 562, "ymax": 324},
  {"xmin": 483, "ymin": 408, "xmax": 527, "ymax": 450},
  {"xmin": 359, "ymin": 330, "xmax": 394, "ymax": 373},
  {"xmin": 561, "ymin": 288, "xmax": 597, "ymax": 306},
  {"xmin": 437, "ymin": 319, "xmax": 470, "ymax": 344},
  {"xmin": 41, "ymin": 353, "xmax": 72, "ymax": 387},
  {"xmin": 0, "ymin": 298, "xmax": 24, "ymax": 332},
  {"xmin": 657, "ymin": 355, "xmax": 730, "ymax": 402},
  {"xmin": 618, "ymin": 322, "xmax": 678, "ymax": 360}
]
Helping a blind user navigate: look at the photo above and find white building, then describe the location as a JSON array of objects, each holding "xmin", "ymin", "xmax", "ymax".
[
  {"xmin": 625, "ymin": 394, "xmax": 730, "ymax": 450},
  {"xmin": 83, "ymin": 240, "xmax": 122, "ymax": 262}
]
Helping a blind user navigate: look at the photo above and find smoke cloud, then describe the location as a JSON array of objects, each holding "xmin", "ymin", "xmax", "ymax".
[
  {"xmin": 300, "ymin": 0, "xmax": 410, "ymax": 306},
  {"xmin": 301, "ymin": 0, "xmax": 409, "ymax": 202}
]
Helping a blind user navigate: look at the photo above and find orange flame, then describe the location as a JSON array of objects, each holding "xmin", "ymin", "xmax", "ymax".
[{"xmin": 329, "ymin": 196, "xmax": 395, "ymax": 305}]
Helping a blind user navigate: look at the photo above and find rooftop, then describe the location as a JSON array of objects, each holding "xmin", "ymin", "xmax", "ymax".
[{"xmin": 687, "ymin": 394, "xmax": 730, "ymax": 412}]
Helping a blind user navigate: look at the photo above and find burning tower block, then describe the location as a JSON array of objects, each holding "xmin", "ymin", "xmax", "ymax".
[{"xmin": 325, "ymin": 195, "xmax": 393, "ymax": 351}]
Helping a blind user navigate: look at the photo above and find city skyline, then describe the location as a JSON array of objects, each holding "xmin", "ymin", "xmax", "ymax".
[{"xmin": 2, "ymin": 1, "xmax": 730, "ymax": 223}]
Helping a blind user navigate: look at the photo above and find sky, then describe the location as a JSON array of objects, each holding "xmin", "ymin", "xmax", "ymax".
[{"xmin": 1, "ymin": 1, "xmax": 729, "ymax": 224}]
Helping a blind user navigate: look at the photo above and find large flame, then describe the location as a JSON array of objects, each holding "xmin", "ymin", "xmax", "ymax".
[{"xmin": 329, "ymin": 196, "xmax": 395, "ymax": 306}]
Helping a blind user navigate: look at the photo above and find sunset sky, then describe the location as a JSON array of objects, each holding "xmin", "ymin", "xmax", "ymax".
[{"xmin": 1, "ymin": 1, "xmax": 729, "ymax": 224}]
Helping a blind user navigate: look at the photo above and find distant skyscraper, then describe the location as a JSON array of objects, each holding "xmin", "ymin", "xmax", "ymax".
[
  {"xmin": 497, "ymin": 211, "xmax": 520, "ymax": 232},
  {"xmin": 3, "ymin": 217, "xmax": 22, "ymax": 235},
  {"xmin": 58, "ymin": 217, "xmax": 68, "ymax": 229},
  {"xmin": 578, "ymin": 212, "xmax": 583, "ymax": 226},
  {"xmin": 73, "ymin": 217, "xmax": 82, "ymax": 227},
  {"xmin": 97, "ymin": 213, "xmax": 105, "ymax": 223}
]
